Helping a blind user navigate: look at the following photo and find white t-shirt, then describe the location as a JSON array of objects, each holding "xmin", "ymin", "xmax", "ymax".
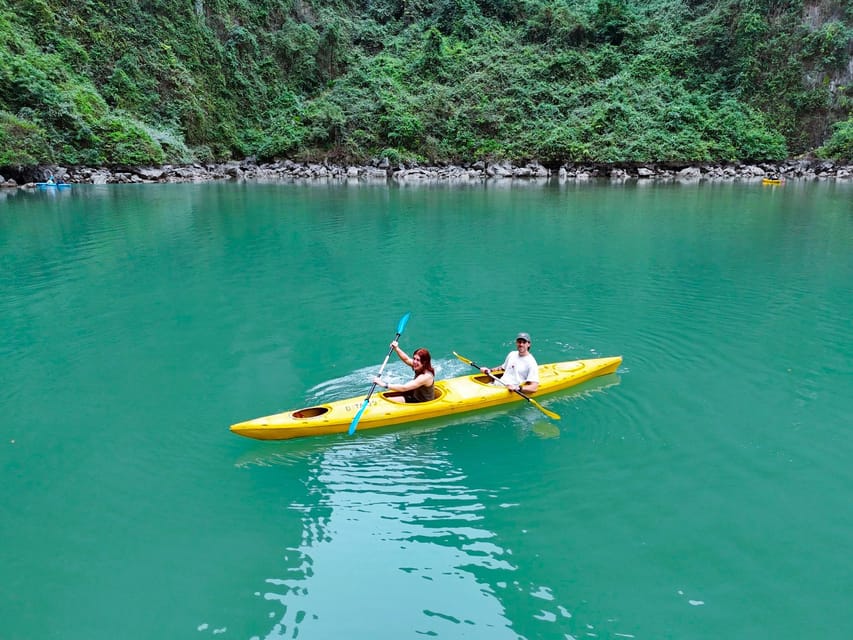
[{"xmin": 498, "ymin": 351, "xmax": 540, "ymax": 386}]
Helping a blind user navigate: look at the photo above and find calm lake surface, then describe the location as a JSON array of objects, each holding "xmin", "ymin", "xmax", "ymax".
[{"xmin": 1, "ymin": 179, "xmax": 851, "ymax": 640}]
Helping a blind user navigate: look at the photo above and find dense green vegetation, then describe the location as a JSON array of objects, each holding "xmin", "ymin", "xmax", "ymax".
[{"xmin": 0, "ymin": 0, "xmax": 850, "ymax": 167}]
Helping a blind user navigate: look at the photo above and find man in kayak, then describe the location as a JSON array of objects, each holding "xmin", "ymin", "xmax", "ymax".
[
  {"xmin": 481, "ymin": 332, "xmax": 540, "ymax": 393},
  {"xmin": 374, "ymin": 342, "xmax": 435, "ymax": 403}
]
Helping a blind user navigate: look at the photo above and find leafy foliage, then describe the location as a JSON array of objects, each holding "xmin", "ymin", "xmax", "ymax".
[
  {"xmin": 0, "ymin": 0, "xmax": 849, "ymax": 166},
  {"xmin": 0, "ymin": 110, "xmax": 51, "ymax": 165},
  {"xmin": 817, "ymin": 116, "xmax": 853, "ymax": 160}
]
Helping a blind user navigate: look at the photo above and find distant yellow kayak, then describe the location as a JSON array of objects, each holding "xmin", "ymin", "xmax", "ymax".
[
  {"xmin": 230, "ymin": 356, "xmax": 622, "ymax": 440},
  {"xmin": 762, "ymin": 178, "xmax": 783, "ymax": 185}
]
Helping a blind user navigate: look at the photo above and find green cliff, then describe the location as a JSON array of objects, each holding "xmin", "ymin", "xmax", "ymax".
[{"xmin": 1, "ymin": 0, "xmax": 850, "ymax": 167}]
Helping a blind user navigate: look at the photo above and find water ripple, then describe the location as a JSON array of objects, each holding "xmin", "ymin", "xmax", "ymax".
[{"xmin": 254, "ymin": 442, "xmax": 524, "ymax": 638}]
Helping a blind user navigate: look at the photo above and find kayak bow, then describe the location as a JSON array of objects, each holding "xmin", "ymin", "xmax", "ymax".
[{"xmin": 230, "ymin": 356, "xmax": 622, "ymax": 441}]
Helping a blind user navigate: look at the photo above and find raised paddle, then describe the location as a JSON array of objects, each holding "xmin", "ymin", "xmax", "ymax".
[
  {"xmin": 348, "ymin": 312, "xmax": 412, "ymax": 435},
  {"xmin": 452, "ymin": 351, "xmax": 561, "ymax": 420}
]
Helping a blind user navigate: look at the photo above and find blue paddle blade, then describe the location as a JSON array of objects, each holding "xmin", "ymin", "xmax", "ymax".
[
  {"xmin": 348, "ymin": 398, "xmax": 369, "ymax": 435},
  {"xmin": 397, "ymin": 312, "xmax": 411, "ymax": 335}
]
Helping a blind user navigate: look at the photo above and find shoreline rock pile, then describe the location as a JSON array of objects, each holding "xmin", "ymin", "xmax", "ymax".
[{"xmin": 2, "ymin": 158, "xmax": 850, "ymax": 188}]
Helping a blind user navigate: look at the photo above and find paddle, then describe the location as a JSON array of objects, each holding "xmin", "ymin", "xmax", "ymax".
[
  {"xmin": 348, "ymin": 312, "xmax": 412, "ymax": 435},
  {"xmin": 452, "ymin": 351, "xmax": 561, "ymax": 420}
]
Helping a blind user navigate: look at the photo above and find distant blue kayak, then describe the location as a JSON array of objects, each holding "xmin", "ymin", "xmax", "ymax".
[{"xmin": 36, "ymin": 182, "xmax": 71, "ymax": 189}]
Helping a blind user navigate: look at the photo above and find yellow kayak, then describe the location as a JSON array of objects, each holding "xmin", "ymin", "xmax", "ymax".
[
  {"xmin": 230, "ymin": 356, "xmax": 622, "ymax": 440},
  {"xmin": 762, "ymin": 178, "xmax": 783, "ymax": 185}
]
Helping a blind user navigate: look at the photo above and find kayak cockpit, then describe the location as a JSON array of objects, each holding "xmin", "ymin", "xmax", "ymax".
[
  {"xmin": 379, "ymin": 387, "xmax": 445, "ymax": 402},
  {"xmin": 292, "ymin": 406, "xmax": 330, "ymax": 419}
]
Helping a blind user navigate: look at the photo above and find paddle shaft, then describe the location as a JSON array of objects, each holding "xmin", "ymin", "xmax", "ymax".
[
  {"xmin": 452, "ymin": 351, "xmax": 560, "ymax": 420},
  {"xmin": 348, "ymin": 312, "xmax": 411, "ymax": 435},
  {"xmin": 367, "ymin": 332, "xmax": 402, "ymax": 399},
  {"xmin": 347, "ymin": 335, "xmax": 399, "ymax": 434}
]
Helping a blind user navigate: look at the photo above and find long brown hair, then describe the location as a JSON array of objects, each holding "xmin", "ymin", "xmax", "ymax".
[{"xmin": 412, "ymin": 348, "xmax": 434, "ymax": 376}]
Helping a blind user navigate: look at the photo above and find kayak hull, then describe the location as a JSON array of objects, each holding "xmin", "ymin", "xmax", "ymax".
[{"xmin": 230, "ymin": 356, "xmax": 622, "ymax": 440}]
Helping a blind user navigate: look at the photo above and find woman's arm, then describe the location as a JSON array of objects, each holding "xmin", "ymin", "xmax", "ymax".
[
  {"xmin": 392, "ymin": 341, "xmax": 413, "ymax": 367},
  {"xmin": 381, "ymin": 372, "xmax": 433, "ymax": 392}
]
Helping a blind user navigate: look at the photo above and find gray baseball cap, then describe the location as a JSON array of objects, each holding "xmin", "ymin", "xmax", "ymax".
[{"xmin": 516, "ymin": 332, "xmax": 531, "ymax": 342}]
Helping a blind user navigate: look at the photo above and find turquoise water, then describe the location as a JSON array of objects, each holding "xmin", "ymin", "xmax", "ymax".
[{"xmin": 1, "ymin": 180, "xmax": 851, "ymax": 639}]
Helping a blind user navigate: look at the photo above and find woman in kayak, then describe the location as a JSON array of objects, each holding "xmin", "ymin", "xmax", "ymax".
[{"xmin": 374, "ymin": 342, "xmax": 435, "ymax": 403}]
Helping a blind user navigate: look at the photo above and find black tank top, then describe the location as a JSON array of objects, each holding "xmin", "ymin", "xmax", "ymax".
[{"xmin": 404, "ymin": 382, "xmax": 434, "ymax": 403}]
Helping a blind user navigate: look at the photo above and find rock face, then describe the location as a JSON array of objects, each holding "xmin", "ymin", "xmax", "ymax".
[{"xmin": 6, "ymin": 159, "xmax": 852, "ymax": 187}]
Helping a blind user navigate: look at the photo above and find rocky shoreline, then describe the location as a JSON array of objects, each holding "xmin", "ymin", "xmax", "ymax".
[{"xmin": 1, "ymin": 158, "xmax": 850, "ymax": 188}]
